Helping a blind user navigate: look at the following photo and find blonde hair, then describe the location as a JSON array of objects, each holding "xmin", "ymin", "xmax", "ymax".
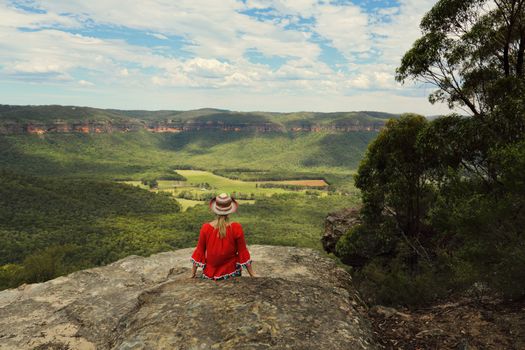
[{"xmin": 216, "ymin": 215, "xmax": 229, "ymax": 238}]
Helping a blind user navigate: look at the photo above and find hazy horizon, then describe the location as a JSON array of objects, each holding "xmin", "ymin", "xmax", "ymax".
[{"xmin": 1, "ymin": 103, "xmax": 435, "ymax": 116}]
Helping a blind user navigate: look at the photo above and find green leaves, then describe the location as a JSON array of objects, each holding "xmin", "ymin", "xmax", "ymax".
[
  {"xmin": 346, "ymin": 0, "xmax": 525, "ymax": 305},
  {"xmin": 355, "ymin": 114, "xmax": 432, "ymax": 232},
  {"xmin": 346, "ymin": 113, "xmax": 525, "ymax": 305},
  {"xmin": 396, "ymin": 32, "xmax": 448, "ymax": 83},
  {"xmin": 420, "ymin": 0, "xmax": 484, "ymax": 33}
]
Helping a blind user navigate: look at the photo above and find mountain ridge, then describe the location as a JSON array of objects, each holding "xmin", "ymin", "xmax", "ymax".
[{"xmin": 0, "ymin": 104, "xmax": 398, "ymax": 135}]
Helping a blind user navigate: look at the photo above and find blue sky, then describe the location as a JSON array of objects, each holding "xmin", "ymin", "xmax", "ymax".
[{"xmin": 0, "ymin": 0, "xmax": 446, "ymax": 114}]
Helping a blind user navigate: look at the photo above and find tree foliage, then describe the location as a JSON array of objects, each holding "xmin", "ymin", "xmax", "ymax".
[
  {"xmin": 397, "ymin": 0, "xmax": 525, "ymax": 118},
  {"xmin": 338, "ymin": 0, "xmax": 525, "ymax": 305}
]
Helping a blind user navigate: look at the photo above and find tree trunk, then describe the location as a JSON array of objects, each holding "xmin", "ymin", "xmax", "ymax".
[
  {"xmin": 517, "ymin": 31, "xmax": 525, "ymax": 77},
  {"xmin": 504, "ymin": 43, "xmax": 511, "ymax": 76}
]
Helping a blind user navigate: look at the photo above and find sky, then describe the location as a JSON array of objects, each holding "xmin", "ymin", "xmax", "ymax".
[{"xmin": 0, "ymin": 0, "xmax": 448, "ymax": 114}]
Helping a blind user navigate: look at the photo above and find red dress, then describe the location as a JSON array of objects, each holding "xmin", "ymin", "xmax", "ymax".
[{"xmin": 190, "ymin": 222, "xmax": 252, "ymax": 280}]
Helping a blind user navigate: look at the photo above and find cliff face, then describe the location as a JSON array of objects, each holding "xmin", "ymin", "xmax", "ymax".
[
  {"xmin": 0, "ymin": 245, "xmax": 378, "ymax": 350},
  {"xmin": 0, "ymin": 120, "xmax": 383, "ymax": 135}
]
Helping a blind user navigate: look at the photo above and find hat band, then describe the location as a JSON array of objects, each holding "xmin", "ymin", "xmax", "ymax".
[
  {"xmin": 215, "ymin": 202, "xmax": 233, "ymax": 212},
  {"xmin": 216, "ymin": 197, "xmax": 231, "ymax": 204}
]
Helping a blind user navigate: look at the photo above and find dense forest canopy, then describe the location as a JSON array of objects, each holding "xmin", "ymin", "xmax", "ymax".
[
  {"xmin": 0, "ymin": 104, "xmax": 396, "ymax": 128},
  {"xmin": 0, "ymin": 170, "xmax": 355, "ymax": 290}
]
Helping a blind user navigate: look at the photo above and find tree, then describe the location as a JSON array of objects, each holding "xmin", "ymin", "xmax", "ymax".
[
  {"xmin": 148, "ymin": 179, "xmax": 158, "ymax": 189},
  {"xmin": 397, "ymin": 0, "xmax": 525, "ymax": 119},
  {"xmin": 354, "ymin": 114, "xmax": 435, "ymax": 262},
  {"xmin": 397, "ymin": 0, "xmax": 525, "ymax": 187},
  {"xmin": 343, "ymin": 1, "xmax": 525, "ymax": 304}
]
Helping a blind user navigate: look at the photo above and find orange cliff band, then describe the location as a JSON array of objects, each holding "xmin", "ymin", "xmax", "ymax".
[{"xmin": 0, "ymin": 121, "xmax": 385, "ymax": 134}]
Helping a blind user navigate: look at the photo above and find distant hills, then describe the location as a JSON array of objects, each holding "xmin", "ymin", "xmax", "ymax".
[{"xmin": 0, "ymin": 104, "xmax": 399, "ymax": 134}]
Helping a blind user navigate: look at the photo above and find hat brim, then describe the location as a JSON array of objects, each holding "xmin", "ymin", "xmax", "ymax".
[{"xmin": 209, "ymin": 198, "xmax": 239, "ymax": 215}]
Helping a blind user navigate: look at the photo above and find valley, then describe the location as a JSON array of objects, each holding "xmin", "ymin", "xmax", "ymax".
[{"xmin": 0, "ymin": 104, "xmax": 371, "ymax": 290}]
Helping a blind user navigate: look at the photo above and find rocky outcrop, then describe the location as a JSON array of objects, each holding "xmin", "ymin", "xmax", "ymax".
[
  {"xmin": 322, "ymin": 207, "xmax": 362, "ymax": 254},
  {"xmin": 0, "ymin": 245, "xmax": 378, "ymax": 350},
  {"xmin": 163, "ymin": 120, "xmax": 286, "ymax": 133}
]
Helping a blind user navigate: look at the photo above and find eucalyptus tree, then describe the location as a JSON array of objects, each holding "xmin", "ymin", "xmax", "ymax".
[
  {"xmin": 396, "ymin": 0, "xmax": 525, "ymax": 118},
  {"xmin": 397, "ymin": 0, "xmax": 525, "ymax": 185}
]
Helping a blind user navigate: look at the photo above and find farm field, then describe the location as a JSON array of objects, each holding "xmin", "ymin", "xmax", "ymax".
[
  {"xmin": 171, "ymin": 198, "xmax": 202, "ymax": 211},
  {"xmin": 264, "ymin": 179, "xmax": 328, "ymax": 187},
  {"xmin": 175, "ymin": 169, "xmax": 327, "ymax": 195},
  {"xmin": 119, "ymin": 169, "xmax": 333, "ymax": 209}
]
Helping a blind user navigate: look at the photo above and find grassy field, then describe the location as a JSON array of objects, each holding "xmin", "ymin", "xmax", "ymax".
[
  {"xmin": 174, "ymin": 198, "xmax": 256, "ymax": 211},
  {"xmin": 175, "ymin": 169, "xmax": 323, "ymax": 195},
  {"xmin": 266, "ymin": 179, "xmax": 328, "ymax": 186}
]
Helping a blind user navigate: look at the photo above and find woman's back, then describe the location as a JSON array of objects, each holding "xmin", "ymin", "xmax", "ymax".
[
  {"xmin": 203, "ymin": 221, "xmax": 240, "ymax": 265},
  {"xmin": 191, "ymin": 220, "xmax": 252, "ymax": 280}
]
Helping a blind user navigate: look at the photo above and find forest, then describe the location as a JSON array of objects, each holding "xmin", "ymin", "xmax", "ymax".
[
  {"xmin": 0, "ymin": 169, "xmax": 355, "ymax": 290},
  {"xmin": 334, "ymin": 0, "xmax": 525, "ymax": 305}
]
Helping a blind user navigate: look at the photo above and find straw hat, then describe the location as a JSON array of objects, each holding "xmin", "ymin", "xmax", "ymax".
[{"xmin": 209, "ymin": 193, "xmax": 238, "ymax": 215}]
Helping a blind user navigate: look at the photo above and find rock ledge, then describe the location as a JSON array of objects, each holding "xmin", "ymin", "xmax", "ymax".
[{"xmin": 0, "ymin": 245, "xmax": 377, "ymax": 350}]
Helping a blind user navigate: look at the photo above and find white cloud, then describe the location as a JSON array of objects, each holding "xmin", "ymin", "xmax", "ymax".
[
  {"xmin": 348, "ymin": 74, "xmax": 370, "ymax": 89},
  {"xmin": 373, "ymin": 0, "xmax": 437, "ymax": 65},
  {"xmin": 0, "ymin": 0, "xmax": 449, "ymax": 115},
  {"xmin": 78, "ymin": 79, "xmax": 94, "ymax": 86},
  {"xmin": 147, "ymin": 32, "xmax": 168, "ymax": 40},
  {"xmin": 259, "ymin": 0, "xmax": 319, "ymax": 17},
  {"xmin": 10, "ymin": 61, "xmax": 64, "ymax": 74},
  {"xmin": 315, "ymin": 4, "xmax": 371, "ymax": 58},
  {"xmin": 29, "ymin": 0, "xmax": 319, "ymax": 62},
  {"xmin": 0, "ymin": 2, "xmax": 81, "ymax": 29}
]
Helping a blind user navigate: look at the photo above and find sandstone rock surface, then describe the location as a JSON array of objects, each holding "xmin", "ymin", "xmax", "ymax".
[{"xmin": 0, "ymin": 245, "xmax": 378, "ymax": 350}]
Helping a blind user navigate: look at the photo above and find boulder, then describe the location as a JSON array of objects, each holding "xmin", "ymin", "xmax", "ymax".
[{"xmin": 322, "ymin": 207, "xmax": 361, "ymax": 254}]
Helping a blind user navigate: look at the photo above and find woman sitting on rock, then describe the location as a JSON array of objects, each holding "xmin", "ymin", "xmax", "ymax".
[{"xmin": 190, "ymin": 193, "xmax": 256, "ymax": 280}]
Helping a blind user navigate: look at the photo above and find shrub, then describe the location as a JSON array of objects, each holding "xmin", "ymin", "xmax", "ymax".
[
  {"xmin": 354, "ymin": 245, "xmax": 454, "ymax": 306},
  {"xmin": 0, "ymin": 264, "xmax": 24, "ymax": 290}
]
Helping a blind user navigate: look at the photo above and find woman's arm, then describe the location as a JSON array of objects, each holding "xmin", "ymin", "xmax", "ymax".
[
  {"xmin": 245, "ymin": 264, "xmax": 256, "ymax": 277},
  {"xmin": 191, "ymin": 264, "xmax": 197, "ymax": 278},
  {"xmin": 190, "ymin": 224, "xmax": 207, "ymax": 278},
  {"xmin": 235, "ymin": 223, "xmax": 256, "ymax": 277}
]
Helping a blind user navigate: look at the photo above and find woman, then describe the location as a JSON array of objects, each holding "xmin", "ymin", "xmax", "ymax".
[{"xmin": 190, "ymin": 193, "xmax": 256, "ymax": 280}]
